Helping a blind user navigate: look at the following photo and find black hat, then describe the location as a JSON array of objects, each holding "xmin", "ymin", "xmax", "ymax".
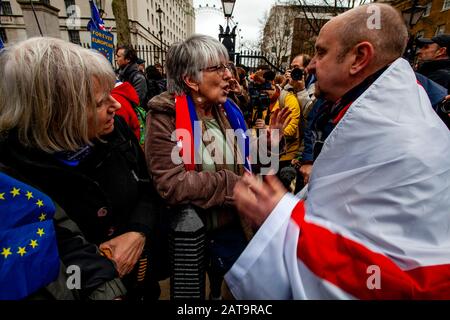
[
  {"xmin": 416, "ymin": 34, "xmax": 450, "ymax": 51},
  {"xmin": 136, "ymin": 58, "xmax": 145, "ymax": 65}
]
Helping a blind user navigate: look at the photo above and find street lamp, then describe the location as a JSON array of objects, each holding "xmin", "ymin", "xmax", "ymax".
[
  {"xmin": 219, "ymin": 0, "xmax": 237, "ymax": 61},
  {"xmin": 156, "ymin": 6, "xmax": 164, "ymax": 65},
  {"xmin": 401, "ymin": 0, "xmax": 427, "ymax": 29},
  {"xmin": 401, "ymin": 0, "xmax": 427, "ymax": 64},
  {"xmin": 221, "ymin": 0, "xmax": 236, "ymax": 18}
]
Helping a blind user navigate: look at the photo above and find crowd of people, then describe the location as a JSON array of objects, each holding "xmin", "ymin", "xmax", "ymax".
[{"xmin": 0, "ymin": 2, "xmax": 449, "ymax": 300}]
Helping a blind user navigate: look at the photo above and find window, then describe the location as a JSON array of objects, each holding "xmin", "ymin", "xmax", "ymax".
[
  {"xmin": 435, "ymin": 24, "xmax": 446, "ymax": 35},
  {"xmin": 1, "ymin": 1, "xmax": 12, "ymax": 15},
  {"xmin": 68, "ymin": 30, "xmax": 80, "ymax": 44},
  {"xmin": 64, "ymin": 0, "xmax": 76, "ymax": 9},
  {"xmin": 443, "ymin": 0, "xmax": 450, "ymax": 11},
  {"xmin": 423, "ymin": 2, "xmax": 432, "ymax": 17},
  {"xmin": 0, "ymin": 28, "xmax": 7, "ymax": 43}
]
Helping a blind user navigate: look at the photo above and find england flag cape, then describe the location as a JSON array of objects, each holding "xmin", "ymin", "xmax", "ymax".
[{"xmin": 225, "ymin": 58, "xmax": 450, "ymax": 299}]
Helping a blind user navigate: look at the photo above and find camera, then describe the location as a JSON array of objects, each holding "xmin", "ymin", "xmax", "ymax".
[
  {"xmin": 438, "ymin": 99, "xmax": 450, "ymax": 114},
  {"xmin": 248, "ymin": 81, "xmax": 271, "ymax": 123},
  {"xmin": 290, "ymin": 68, "xmax": 304, "ymax": 81},
  {"xmin": 249, "ymin": 70, "xmax": 276, "ymax": 125}
]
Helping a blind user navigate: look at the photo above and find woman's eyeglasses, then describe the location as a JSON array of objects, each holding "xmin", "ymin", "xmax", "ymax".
[{"xmin": 201, "ymin": 63, "xmax": 233, "ymax": 75}]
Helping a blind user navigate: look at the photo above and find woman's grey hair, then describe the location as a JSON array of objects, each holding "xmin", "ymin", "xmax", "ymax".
[
  {"xmin": 0, "ymin": 37, "xmax": 116, "ymax": 152},
  {"xmin": 165, "ymin": 34, "xmax": 229, "ymax": 95}
]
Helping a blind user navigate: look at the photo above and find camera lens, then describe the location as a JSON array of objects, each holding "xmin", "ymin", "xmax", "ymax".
[
  {"xmin": 440, "ymin": 100, "xmax": 450, "ymax": 114},
  {"xmin": 291, "ymin": 68, "xmax": 304, "ymax": 81}
]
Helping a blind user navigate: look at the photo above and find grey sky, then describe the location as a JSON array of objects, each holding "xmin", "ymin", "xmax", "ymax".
[{"xmin": 194, "ymin": 0, "xmax": 277, "ymax": 45}]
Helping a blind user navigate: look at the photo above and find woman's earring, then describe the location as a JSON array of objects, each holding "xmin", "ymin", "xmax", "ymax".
[{"xmin": 196, "ymin": 96, "xmax": 203, "ymax": 103}]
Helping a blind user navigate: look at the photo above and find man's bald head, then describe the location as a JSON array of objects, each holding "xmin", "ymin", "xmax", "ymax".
[{"xmin": 327, "ymin": 4, "xmax": 408, "ymax": 66}]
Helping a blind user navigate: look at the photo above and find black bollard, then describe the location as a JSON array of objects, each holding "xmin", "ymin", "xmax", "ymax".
[{"xmin": 169, "ymin": 205, "xmax": 206, "ymax": 299}]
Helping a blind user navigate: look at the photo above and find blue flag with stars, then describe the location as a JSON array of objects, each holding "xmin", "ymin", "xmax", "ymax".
[{"xmin": 0, "ymin": 172, "xmax": 60, "ymax": 300}]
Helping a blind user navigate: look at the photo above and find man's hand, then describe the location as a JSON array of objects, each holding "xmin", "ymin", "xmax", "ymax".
[
  {"xmin": 291, "ymin": 158, "xmax": 301, "ymax": 170},
  {"xmin": 299, "ymin": 164, "xmax": 313, "ymax": 185},
  {"xmin": 229, "ymin": 78, "xmax": 242, "ymax": 95},
  {"xmin": 100, "ymin": 231, "xmax": 146, "ymax": 278},
  {"xmin": 233, "ymin": 173, "xmax": 287, "ymax": 229}
]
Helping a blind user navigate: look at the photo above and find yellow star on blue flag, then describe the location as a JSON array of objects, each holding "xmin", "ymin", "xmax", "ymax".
[{"xmin": 0, "ymin": 172, "xmax": 59, "ymax": 300}]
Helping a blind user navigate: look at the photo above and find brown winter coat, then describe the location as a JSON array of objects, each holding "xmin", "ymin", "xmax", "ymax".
[{"xmin": 145, "ymin": 92, "xmax": 248, "ymax": 230}]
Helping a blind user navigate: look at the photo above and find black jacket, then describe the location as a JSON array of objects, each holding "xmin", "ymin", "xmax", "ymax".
[
  {"xmin": 417, "ymin": 59, "xmax": 450, "ymax": 92},
  {"xmin": 0, "ymin": 117, "xmax": 159, "ymax": 245},
  {"xmin": 118, "ymin": 63, "xmax": 148, "ymax": 107},
  {"xmin": 0, "ymin": 164, "xmax": 126, "ymax": 300}
]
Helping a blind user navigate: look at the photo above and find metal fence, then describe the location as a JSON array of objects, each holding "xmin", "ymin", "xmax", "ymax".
[
  {"xmin": 81, "ymin": 42, "xmax": 167, "ymax": 69},
  {"xmin": 81, "ymin": 41, "xmax": 286, "ymax": 79},
  {"xmin": 235, "ymin": 51, "xmax": 285, "ymax": 74}
]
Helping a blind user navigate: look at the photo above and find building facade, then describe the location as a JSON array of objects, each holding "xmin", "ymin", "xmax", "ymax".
[
  {"xmin": 261, "ymin": 4, "xmax": 348, "ymax": 69},
  {"xmin": 0, "ymin": 0, "xmax": 195, "ymax": 52},
  {"xmin": 383, "ymin": 0, "xmax": 450, "ymax": 38}
]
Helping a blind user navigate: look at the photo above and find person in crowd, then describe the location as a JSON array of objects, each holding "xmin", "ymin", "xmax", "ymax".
[
  {"xmin": 112, "ymin": 81, "xmax": 141, "ymax": 141},
  {"xmin": 115, "ymin": 45, "xmax": 148, "ymax": 107},
  {"xmin": 145, "ymin": 34, "xmax": 288, "ymax": 299},
  {"xmin": 227, "ymin": 62, "xmax": 250, "ymax": 112},
  {"xmin": 416, "ymin": 34, "xmax": 450, "ymax": 91},
  {"xmin": 251, "ymin": 71, "xmax": 301, "ymax": 173},
  {"xmin": 282, "ymin": 54, "xmax": 315, "ymax": 117},
  {"xmin": 136, "ymin": 58, "xmax": 146, "ymax": 74},
  {"xmin": 225, "ymin": 4, "xmax": 450, "ymax": 299},
  {"xmin": 0, "ymin": 37, "xmax": 163, "ymax": 301},
  {"xmin": 145, "ymin": 65, "xmax": 165, "ymax": 101},
  {"xmin": 0, "ymin": 163, "xmax": 127, "ymax": 300},
  {"xmin": 274, "ymin": 75, "xmax": 286, "ymax": 89},
  {"xmin": 154, "ymin": 63, "xmax": 165, "ymax": 77}
]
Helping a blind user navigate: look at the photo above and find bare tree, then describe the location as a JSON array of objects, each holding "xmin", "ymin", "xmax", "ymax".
[
  {"xmin": 280, "ymin": 0, "xmax": 372, "ymax": 36},
  {"xmin": 112, "ymin": 0, "xmax": 131, "ymax": 45},
  {"xmin": 260, "ymin": 5, "xmax": 300, "ymax": 69}
]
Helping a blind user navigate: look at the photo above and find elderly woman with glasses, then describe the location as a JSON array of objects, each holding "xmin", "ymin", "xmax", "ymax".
[
  {"xmin": 145, "ymin": 34, "xmax": 289, "ymax": 299},
  {"xmin": 0, "ymin": 38, "xmax": 162, "ymax": 300}
]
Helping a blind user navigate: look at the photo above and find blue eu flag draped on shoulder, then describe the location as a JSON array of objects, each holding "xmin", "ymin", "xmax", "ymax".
[{"xmin": 0, "ymin": 172, "xmax": 60, "ymax": 300}]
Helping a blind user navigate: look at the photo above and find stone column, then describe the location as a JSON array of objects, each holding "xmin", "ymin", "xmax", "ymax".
[{"xmin": 17, "ymin": 0, "xmax": 60, "ymax": 39}]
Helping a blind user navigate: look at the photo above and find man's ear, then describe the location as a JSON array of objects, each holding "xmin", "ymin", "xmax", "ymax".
[
  {"xmin": 349, "ymin": 41, "xmax": 374, "ymax": 76},
  {"xmin": 436, "ymin": 46, "xmax": 447, "ymax": 58},
  {"xmin": 183, "ymin": 75, "xmax": 199, "ymax": 92}
]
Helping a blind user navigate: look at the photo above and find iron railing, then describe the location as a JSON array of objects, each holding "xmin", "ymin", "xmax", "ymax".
[{"xmin": 81, "ymin": 42, "xmax": 167, "ymax": 69}]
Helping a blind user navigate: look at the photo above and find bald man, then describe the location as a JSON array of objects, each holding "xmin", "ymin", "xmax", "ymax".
[{"xmin": 225, "ymin": 4, "xmax": 450, "ymax": 299}]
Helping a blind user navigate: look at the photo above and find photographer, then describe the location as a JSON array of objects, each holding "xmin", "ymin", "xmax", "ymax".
[
  {"xmin": 250, "ymin": 70, "xmax": 301, "ymax": 174},
  {"xmin": 282, "ymin": 54, "xmax": 315, "ymax": 118}
]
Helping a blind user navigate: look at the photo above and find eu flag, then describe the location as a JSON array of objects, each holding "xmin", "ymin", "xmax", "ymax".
[
  {"xmin": 0, "ymin": 172, "xmax": 60, "ymax": 300},
  {"xmin": 87, "ymin": 0, "xmax": 106, "ymax": 31}
]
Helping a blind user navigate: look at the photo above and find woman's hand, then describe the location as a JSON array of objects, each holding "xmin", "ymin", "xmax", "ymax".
[
  {"xmin": 100, "ymin": 231, "xmax": 146, "ymax": 278},
  {"xmin": 254, "ymin": 119, "xmax": 267, "ymax": 130},
  {"xmin": 269, "ymin": 107, "xmax": 291, "ymax": 135}
]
